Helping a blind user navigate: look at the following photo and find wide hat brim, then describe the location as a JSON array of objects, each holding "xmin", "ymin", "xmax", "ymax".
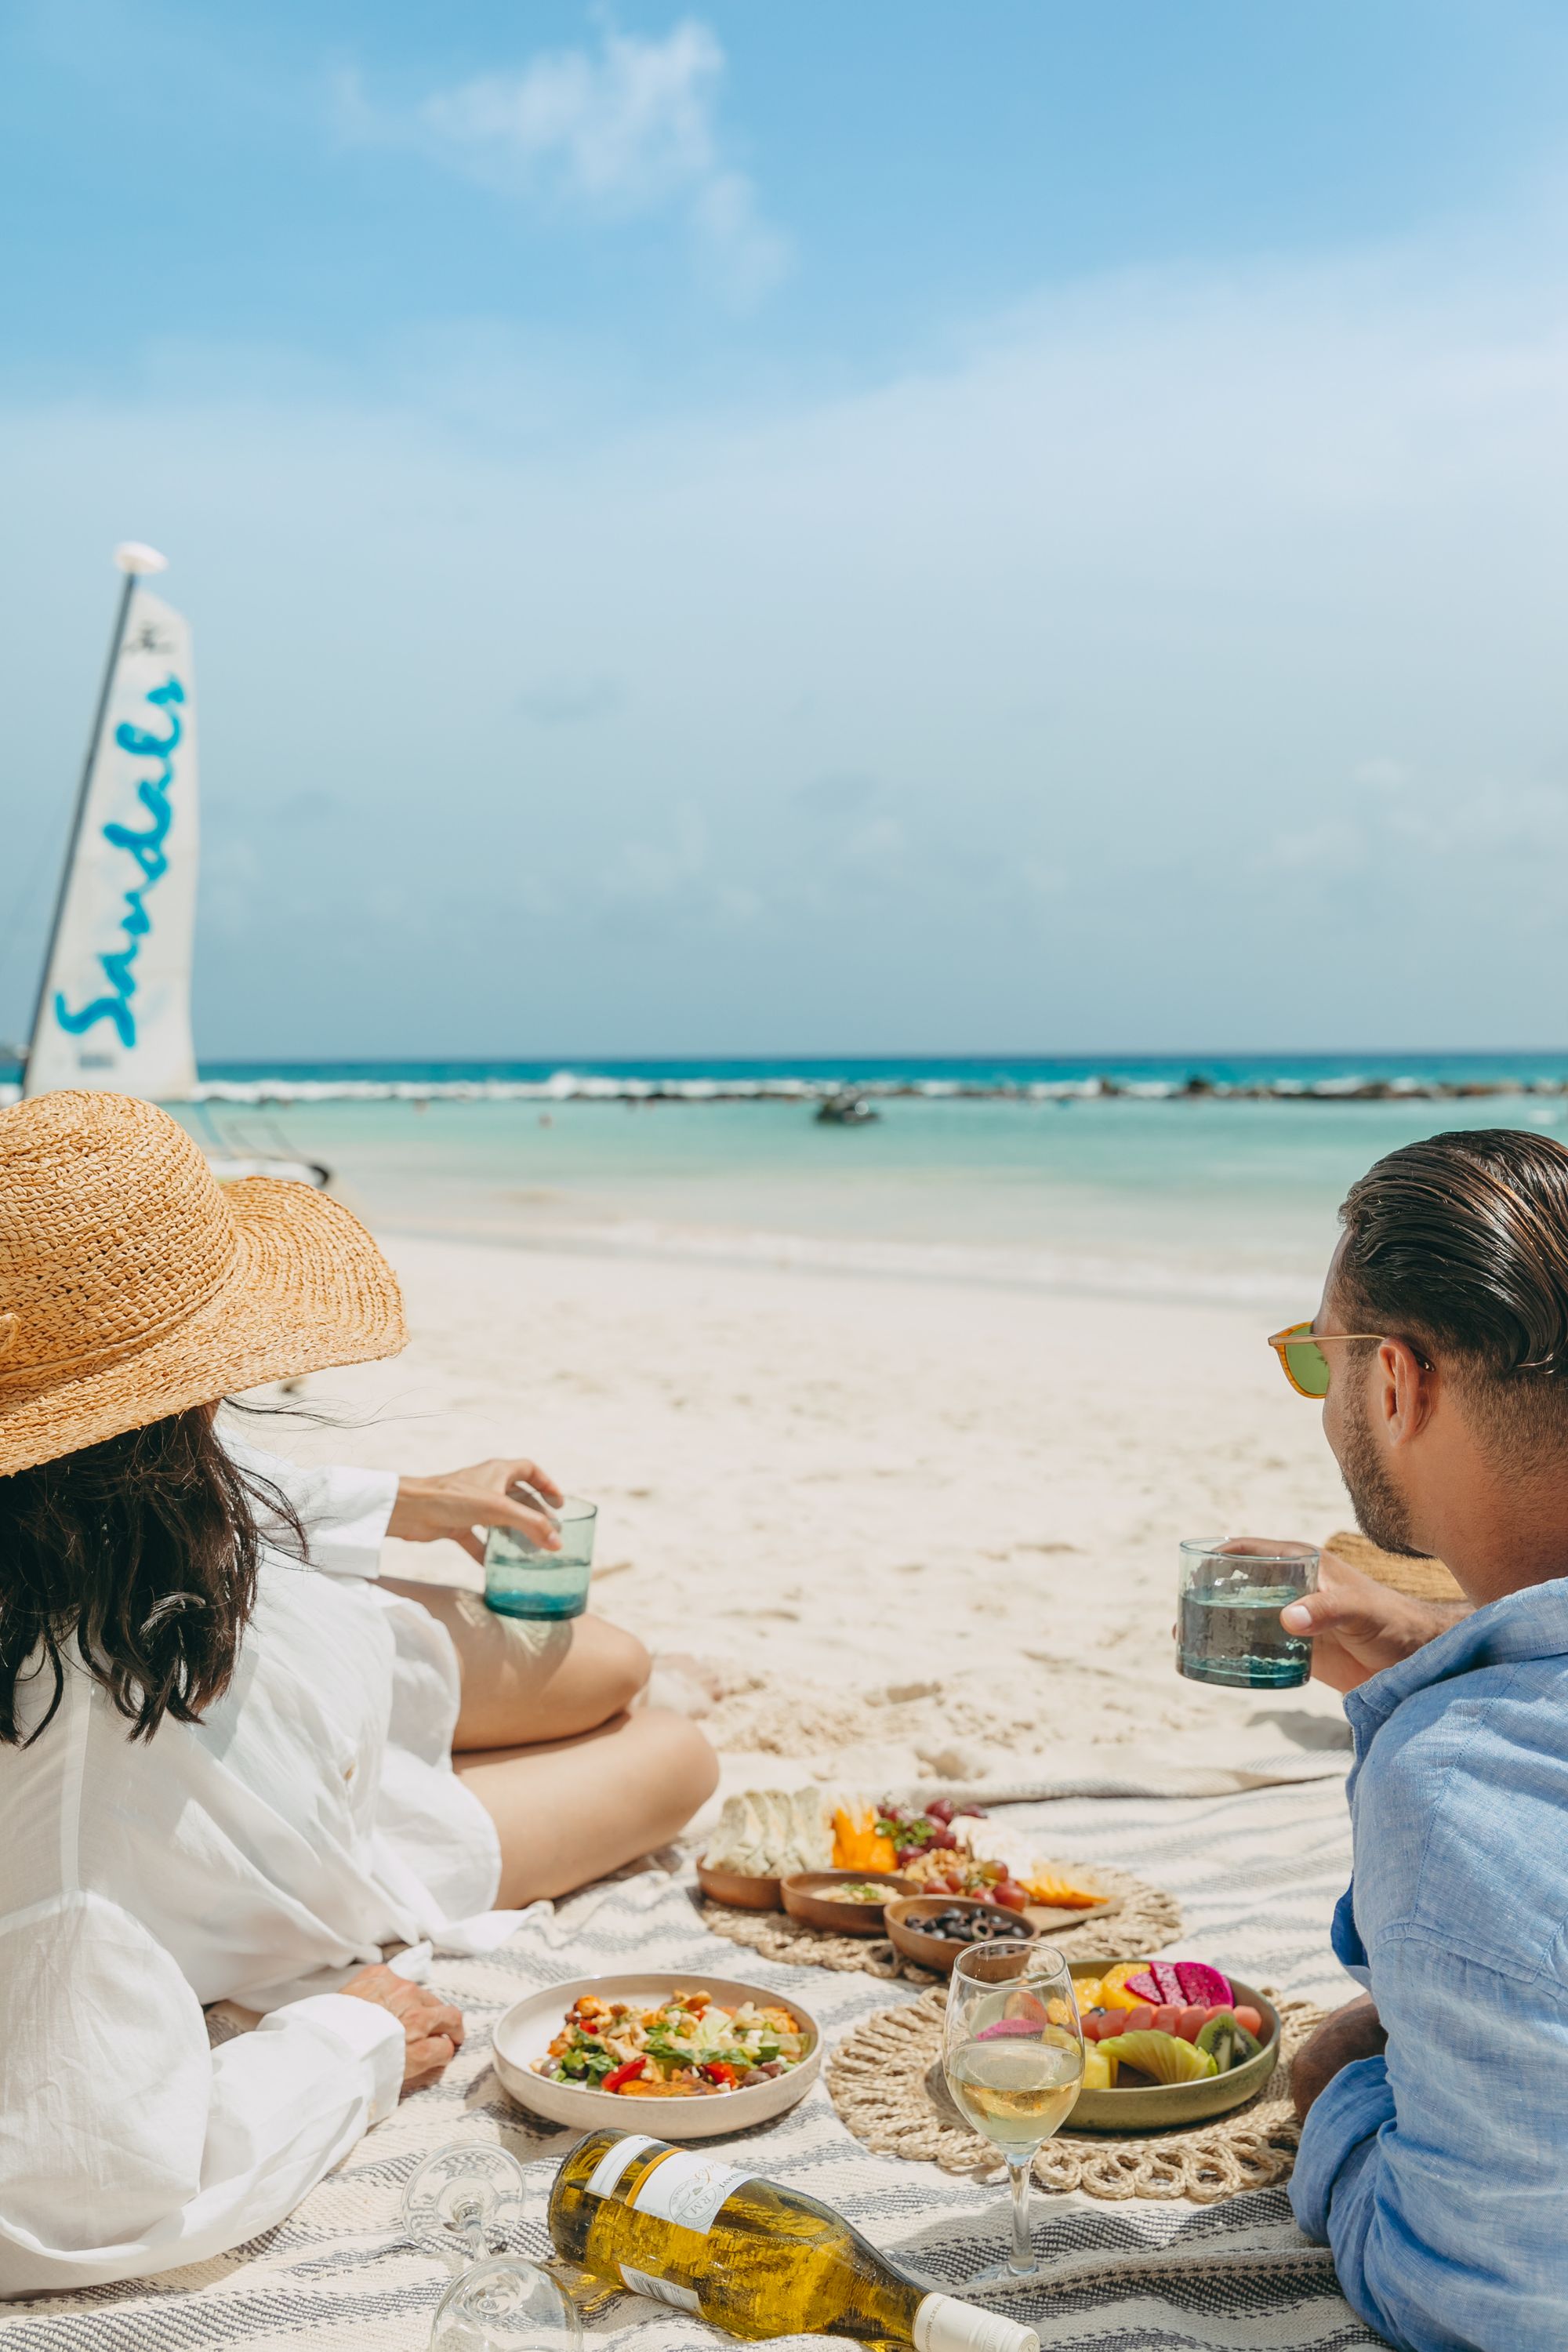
[{"xmin": 0, "ymin": 1177, "xmax": 405, "ymax": 1478}]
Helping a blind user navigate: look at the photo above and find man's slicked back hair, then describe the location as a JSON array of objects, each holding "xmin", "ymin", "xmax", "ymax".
[{"xmin": 1336, "ymin": 1129, "xmax": 1568, "ymax": 1444}]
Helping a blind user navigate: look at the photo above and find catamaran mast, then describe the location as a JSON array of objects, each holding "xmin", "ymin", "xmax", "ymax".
[{"xmin": 24, "ymin": 543, "xmax": 169, "ymax": 1080}]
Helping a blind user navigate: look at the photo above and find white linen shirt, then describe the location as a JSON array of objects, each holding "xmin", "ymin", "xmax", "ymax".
[{"xmin": 0, "ymin": 1443, "xmax": 506, "ymax": 2296}]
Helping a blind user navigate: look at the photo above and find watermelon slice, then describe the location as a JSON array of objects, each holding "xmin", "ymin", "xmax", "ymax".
[{"xmin": 1174, "ymin": 1961, "xmax": 1232, "ymax": 2008}]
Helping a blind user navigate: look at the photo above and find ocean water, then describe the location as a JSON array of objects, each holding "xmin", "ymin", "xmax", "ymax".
[{"xmin": 150, "ymin": 1053, "xmax": 1568, "ymax": 1309}]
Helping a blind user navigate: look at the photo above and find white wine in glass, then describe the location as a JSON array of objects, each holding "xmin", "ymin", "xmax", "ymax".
[{"xmin": 942, "ymin": 1943, "xmax": 1083, "ymax": 2280}]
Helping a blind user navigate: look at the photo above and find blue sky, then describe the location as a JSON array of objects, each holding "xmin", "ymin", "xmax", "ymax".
[{"xmin": 4, "ymin": 1, "xmax": 1568, "ymax": 1058}]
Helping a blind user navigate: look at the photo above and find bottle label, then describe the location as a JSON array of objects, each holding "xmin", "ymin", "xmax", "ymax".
[
  {"xmin": 913, "ymin": 2293, "xmax": 1041, "ymax": 2352},
  {"xmin": 585, "ymin": 2133, "xmax": 661, "ymax": 2201},
  {"xmin": 627, "ymin": 2147, "xmax": 753, "ymax": 2234},
  {"xmin": 619, "ymin": 2263, "xmax": 702, "ymax": 2312}
]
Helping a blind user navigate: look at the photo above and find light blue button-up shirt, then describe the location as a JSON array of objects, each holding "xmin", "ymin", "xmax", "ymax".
[{"xmin": 1290, "ymin": 1579, "xmax": 1568, "ymax": 2349}]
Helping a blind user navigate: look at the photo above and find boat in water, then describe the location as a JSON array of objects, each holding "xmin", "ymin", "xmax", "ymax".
[
  {"xmin": 815, "ymin": 1091, "xmax": 880, "ymax": 1126},
  {"xmin": 21, "ymin": 544, "xmax": 327, "ymax": 1186}
]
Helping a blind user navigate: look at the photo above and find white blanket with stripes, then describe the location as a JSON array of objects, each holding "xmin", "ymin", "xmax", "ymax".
[{"xmin": 0, "ymin": 1773, "xmax": 1384, "ymax": 2351}]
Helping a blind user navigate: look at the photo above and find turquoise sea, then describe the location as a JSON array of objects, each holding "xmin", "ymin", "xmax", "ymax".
[{"xmin": 142, "ymin": 1053, "xmax": 1568, "ymax": 1311}]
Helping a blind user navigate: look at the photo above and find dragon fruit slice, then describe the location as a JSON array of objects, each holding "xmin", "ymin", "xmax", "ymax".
[
  {"xmin": 1174, "ymin": 1961, "xmax": 1232, "ymax": 2008},
  {"xmin": 974, "ymin": 2017, "xmax": 1049, "ymax": 2042},
  {"xmin": 1150, "ymin": 1961, "xmax": 1185, "ymax": 2005},
  {"xmin": 1120, "ymin": 1969, "xmax": 1163, "ymax": 2004}
]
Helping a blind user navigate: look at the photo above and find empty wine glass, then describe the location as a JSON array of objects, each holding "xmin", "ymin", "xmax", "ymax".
[
  {"xmin": 401, "ymin": 2143, "xmax": 528, "ymax": 2273},
  {"xmin": 402, "ymin": 2143, "xmax": 584, "ymax": 2350},
  {"xmin": 428, "ymin": 2253, "xmax": 582, "ymax": 2350},
  {"xmin": 942, "ymin": 1942, "xmax": 1084, "ymax": 2281}
]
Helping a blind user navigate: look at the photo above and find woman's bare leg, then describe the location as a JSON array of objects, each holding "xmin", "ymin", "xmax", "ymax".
[
  {"xmin": 455, "ymin": 1709, "xmax": 720, "ymax": 1904},
  {"xmin": 381, "ymin": 1578, "xmax": 651, "ymax": 1750}
]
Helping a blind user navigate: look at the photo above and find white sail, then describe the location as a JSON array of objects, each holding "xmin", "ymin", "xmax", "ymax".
[{"xmin": 24, "ymin": 586, "xmax": 199, "ymax": 1102}]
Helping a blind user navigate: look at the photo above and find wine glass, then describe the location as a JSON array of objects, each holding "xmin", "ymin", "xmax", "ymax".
[
  {"xmin": 401, "ymin": 2143, "xmax": 584, "ymax": 2350},
  {"xmin": 942, "ymin": 1941, "xmax": 1084, "ymax": 2281},
  {"xmin": 427, "ymin": 2254, "xmax": 582, "ymax": 2350},
  {"xmin": 401, "ymin": 2143, "xmax": 528, "ymax": 2273}
]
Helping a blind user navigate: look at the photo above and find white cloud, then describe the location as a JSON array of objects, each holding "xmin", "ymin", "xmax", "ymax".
[
  {"xmin": 12, "ymin": 204, "xmax": 1568, "ymax": 1049},
  {"xmin": 339, "ymin": 20, "xmax": 789, "ymax": 307}
]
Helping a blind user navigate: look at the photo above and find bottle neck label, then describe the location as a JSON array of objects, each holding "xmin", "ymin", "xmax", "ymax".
[
  {"xmin": 585, "ymin": 2134, "xmax": 661, "ymax": 2201},
  {"xmin": 627, "ymin": 2147, "xmax": 754, "ymax": 2234},
  {"xmin": 913, "ymin": 2293, "xmax": 1041, "ymax": 2352}
]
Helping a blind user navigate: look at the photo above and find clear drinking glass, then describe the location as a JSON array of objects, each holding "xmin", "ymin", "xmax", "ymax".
[
  {"xmin": 484, "ymin": 1498, "xmax": 597, "ymax": 1621},
  {"xmin": 1176, "ymin": 1537, "xmax": 1319, "ymax": 1688},
  {"xmin": 942, "ymin": 1942, "xmax": 1084, "ymax": 2281}
]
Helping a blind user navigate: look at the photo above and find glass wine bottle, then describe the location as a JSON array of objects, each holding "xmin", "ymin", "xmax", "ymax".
[{"xmin": 547, "ymin": 2130, "xmax": 1040, "ymax": 2351}]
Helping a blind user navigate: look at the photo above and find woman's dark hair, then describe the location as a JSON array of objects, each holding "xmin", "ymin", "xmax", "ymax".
[
  {"xmin": 1337, "ymin": 1128, "xmax": 1568, "ymax": 1443},
  {"xmin": 0, "ymin": 1408, "xmax": 305, "ymax": 1747}
]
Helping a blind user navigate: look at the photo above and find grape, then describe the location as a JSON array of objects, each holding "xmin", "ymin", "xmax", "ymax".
[
  {"xmin": 992, "ymin": 1881, "xmax": 1028, "ymax": 1911},
  {"xmin": 930, "ymin": 1826, "xmax": 957, "ymax": 1849},
  {"xmin": 925, "ymin": 1798, "xmax": 955, "ymax": 1825}
]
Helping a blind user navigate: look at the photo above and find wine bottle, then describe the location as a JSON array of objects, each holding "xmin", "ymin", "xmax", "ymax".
[{"xmin": 547, "ymin": 2129, "xmax": 1040, "ymax": 2350}]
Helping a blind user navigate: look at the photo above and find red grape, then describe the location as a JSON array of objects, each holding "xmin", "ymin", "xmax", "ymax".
[{"xmin": 993, "ymin": 1882, "xmax": 1028, "ymax": 1911}]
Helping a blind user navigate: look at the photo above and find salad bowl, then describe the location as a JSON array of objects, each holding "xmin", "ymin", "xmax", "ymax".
[{"xmin": 492, "ymin": 1972, "xmax": 823, "ymax": 2140}]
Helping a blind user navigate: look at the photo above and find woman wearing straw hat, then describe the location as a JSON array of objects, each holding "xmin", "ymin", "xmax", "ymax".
[{"xmin": 0, "ymin": 1092, "xmax": 718, "ymax": 2293}]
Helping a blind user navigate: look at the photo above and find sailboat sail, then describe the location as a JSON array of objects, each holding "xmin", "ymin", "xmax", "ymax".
[{"xmin": 24, "ymin": 586, "xmax": 198, "ymax": 1102}]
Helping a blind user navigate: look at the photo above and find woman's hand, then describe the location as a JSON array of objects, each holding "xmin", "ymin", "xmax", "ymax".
[
  {"xmin": 387, "ymin": 1457, "xmax": 566, "ymax": 1563},
  {"xmin": 1280, "ymin": 1548, "xmax": 1470, "ymax": 1695},
  {"xmin": 339, "ymin": 1964, "xmax": 466, "ymax": 2090}
]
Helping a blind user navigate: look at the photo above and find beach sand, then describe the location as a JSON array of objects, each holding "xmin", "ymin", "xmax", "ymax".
[{"xmin": 267, "ymin": 1228, "xmax": 1354, "ymax": 1801}]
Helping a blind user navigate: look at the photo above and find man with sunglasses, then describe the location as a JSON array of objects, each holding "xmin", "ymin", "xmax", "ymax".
[{"xmin": 1264, "ymin": 1129, "xmax": 1568, "ymax": 2350}]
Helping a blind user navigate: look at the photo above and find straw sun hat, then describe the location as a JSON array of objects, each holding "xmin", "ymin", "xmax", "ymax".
[{"xmin": 0, "ymin": 1091, "xmax": 405, "ymax": 1479}]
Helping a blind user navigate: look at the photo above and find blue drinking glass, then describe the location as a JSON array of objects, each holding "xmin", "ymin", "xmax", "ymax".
[{"xmin": 484, "ymin": 1500, "xmax": 597, "ymax": 1621}]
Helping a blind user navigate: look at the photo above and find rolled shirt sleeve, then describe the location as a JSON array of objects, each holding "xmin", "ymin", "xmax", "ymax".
[
  {"xmin": 1291, "ymin": 1938, "xmax": 1568, "ymax": 2351},
  {"xmin": 222, "ymin": 1432, "xmax": 397, "ymax": 1580},
  {"xmin": 0, "ymin": 1893, "xmax": 404, "ymax": 2295}
]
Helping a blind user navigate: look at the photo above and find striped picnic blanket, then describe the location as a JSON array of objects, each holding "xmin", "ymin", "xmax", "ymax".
[{"xmin": 0, "ymin": 1773, "xmax": 1382, "ymax": 2351}]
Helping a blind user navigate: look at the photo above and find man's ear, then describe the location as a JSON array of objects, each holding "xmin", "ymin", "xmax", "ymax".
[{"xmin": 1381, "ymin": 1339, "xmax": 1435, "ymax": 1444}]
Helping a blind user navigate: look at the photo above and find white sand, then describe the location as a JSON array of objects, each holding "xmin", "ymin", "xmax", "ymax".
[{"xmin": 267, "ymin": 1229, "xmax": 1354, "ymax": 1798}]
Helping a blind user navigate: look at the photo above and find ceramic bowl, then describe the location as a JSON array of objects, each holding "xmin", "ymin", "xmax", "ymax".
[
  {"xmin": 492, "ymin": 1973, "xmax": 822, "ymax": 2140},
  {"xmin": 695, "ymin": 1859, "xmax": 783, "ymax": 1911},
  {"xmin": 1065, "ymin": 1956, "xmax": 1281, "ymax": 2129},
  {"xmin": 780, "ymin": 1870, "xmax": 918, "ymax": 1935},
  {"xmin": 884, "ymin": 1894, "xmax": 1043, "ymax": 1976}
]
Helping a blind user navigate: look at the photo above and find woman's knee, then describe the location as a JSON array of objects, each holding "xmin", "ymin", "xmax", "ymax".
[
  {"xmin": 635, "ymin": 1707, "xmax": 720, "ymax": 1823},
  {"xmin": 586, "ymin": 1617, "xmax": 652, "ymax": 1718}
]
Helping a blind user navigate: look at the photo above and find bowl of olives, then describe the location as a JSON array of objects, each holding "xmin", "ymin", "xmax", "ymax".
[{"xmin": 884, "ymin": 1894, "xmax": 1042, "ymax": 1976}]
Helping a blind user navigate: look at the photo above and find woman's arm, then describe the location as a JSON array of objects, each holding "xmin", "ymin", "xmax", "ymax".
[{"xmin": 0, "ymin": 1894, "xmax": 456, "ymax": 2293}]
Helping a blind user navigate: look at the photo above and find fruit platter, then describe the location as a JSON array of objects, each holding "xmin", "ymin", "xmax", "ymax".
[
  {"xmin": 699, "ymin": 1788, "xmax": 1112, "ymax": 1933},
  {"xmin": 1066, "ymin": 1956, "xmax": 1280, "ymax": 2129}
]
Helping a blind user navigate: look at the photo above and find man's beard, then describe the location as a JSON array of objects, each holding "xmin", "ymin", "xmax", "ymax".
[{"xmin": 1337, "ymin": 1393, "xmax": 1427, "ymax": 1558}]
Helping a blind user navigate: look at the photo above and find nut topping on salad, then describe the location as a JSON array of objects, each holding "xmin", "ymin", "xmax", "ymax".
[{"xmin": 535, "ymin": 1989, "xmax": 807, "ymax": 2098}]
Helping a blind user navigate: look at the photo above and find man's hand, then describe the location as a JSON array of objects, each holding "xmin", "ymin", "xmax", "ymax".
[
  {"xmin": 339, "ymin": 1963, "xmax": 466, "ymax": 2091},
  {"xmin": 387, "ymin": 1457, "xmax": 565, "ymax": 1563},
  {"xmin": 1280, "ymin": 1548, "xmax": 1470, "ymax": 1695},
  {"xmin": 1290, "ymin": 1994, "xmax": 1386, "ymax": 2121}
]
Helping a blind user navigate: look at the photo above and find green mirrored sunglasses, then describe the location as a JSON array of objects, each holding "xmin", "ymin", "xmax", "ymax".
[{"xmin": 1266, "ymin": 1321, "xmax": 1387, "ymax": 1398}]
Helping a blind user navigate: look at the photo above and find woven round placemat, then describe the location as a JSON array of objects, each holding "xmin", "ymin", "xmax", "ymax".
[
  {"xmin": 700, "ymin": 1865, "xmax": 1181, "ymax": 1984},
  {"xmin": 827, "ymin": 1984, "xmax": 1327, "ymax": 2203}
]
